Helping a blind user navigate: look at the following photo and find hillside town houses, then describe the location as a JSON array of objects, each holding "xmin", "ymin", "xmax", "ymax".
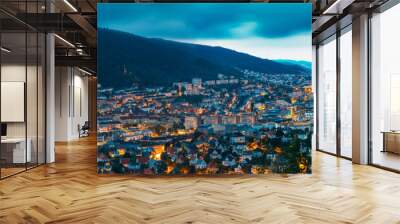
[{"xmin": 98, "ymin": 70, "xmax": 313, "ymax": 174}]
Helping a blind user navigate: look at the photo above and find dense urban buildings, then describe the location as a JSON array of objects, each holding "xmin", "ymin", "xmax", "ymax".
[{"xmin": 97, "ymin": 70, "xmax": 313, "ymax": 174}]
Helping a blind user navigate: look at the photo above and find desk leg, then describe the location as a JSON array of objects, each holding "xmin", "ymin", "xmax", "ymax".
[{"xmin": 382, "ymin": 133, "xmax": 386, "ymax": 153}]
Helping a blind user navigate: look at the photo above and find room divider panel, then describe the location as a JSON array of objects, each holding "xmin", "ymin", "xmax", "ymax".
[{"xmin": 0, "ymin": 0, "xmax": 46, "ymax": 179}]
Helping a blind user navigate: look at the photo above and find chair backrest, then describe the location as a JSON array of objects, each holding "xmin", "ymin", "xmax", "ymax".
[{"xmin": 82, "ymin": 121, "xmax": 90, "ymax": 129}]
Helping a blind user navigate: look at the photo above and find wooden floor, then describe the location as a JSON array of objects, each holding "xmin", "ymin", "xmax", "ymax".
[
  {"xmin": 1, "ymin": 136, "xmax": 400, "ymax": 224},
  {"xmin": 0, "ymin": 167, "xmax": 26, "ymax": 178}
]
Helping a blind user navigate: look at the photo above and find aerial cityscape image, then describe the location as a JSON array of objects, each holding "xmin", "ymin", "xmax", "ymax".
[{"xmin": 97, "ymin": 3, "xmax": 313, "ymax": 175}]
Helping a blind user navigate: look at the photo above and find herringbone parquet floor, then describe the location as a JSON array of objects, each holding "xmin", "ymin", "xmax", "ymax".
[{"xmin": 1, "ymin": 136, "xmax": 400, "ymax": 224}]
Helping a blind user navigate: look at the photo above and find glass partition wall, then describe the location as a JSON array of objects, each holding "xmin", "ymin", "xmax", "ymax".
[
  {"xmin": 316, "ymin": 0, "xmax": 400, "ymax": 171},
  {"xmin": 0, "ymin": 31, "xmax": 27, "ymax": 177},
  {"xmin": 0, "ymin": 3, "xmax": 46, "ymax": 179},
  {"xmin": 316, "ymin": 26, "xmax": 353, "ymax": 159},
  {"xmin": 370, "ymin": 3, "xmax": 400, "ymax": 171}
]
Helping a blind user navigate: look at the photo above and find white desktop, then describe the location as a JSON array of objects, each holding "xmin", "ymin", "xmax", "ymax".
[
  {"xmin": 1, "ymin": 138, "xmax": 32, "ymax": 163},
  {"xmin": 1, "ymin": 125, "xmax": 31, "ymax": 164}
]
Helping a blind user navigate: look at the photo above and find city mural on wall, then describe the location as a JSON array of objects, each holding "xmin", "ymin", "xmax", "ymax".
[{"xmin": 97, "ymin": 3, "xmax": 313, "ymax": 174}]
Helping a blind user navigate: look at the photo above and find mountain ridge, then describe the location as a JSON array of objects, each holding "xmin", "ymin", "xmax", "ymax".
[
  {"xmin": 274, "ymin": 59, "xmax": 311, "ymax": 71},
  {"xmin": 98, "ymin": 28, "xmax": 309, "ymax": 88}
]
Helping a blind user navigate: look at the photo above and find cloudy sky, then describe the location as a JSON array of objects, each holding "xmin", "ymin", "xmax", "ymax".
[{"xmin": 98, "ymin": 3, "xmax": 311, "ymax": 61}]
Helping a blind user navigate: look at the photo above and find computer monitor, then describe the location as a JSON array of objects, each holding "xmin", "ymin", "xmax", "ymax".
[{"xmin": 1, "ymin": 123, "xmax": 7, "ymax": 137}]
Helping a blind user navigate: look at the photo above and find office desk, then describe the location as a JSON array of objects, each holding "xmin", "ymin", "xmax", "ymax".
[
  {"xmin": 1, "ymin": 138, "xmax": 31, "ymax": 164},
  {"xmin": 382, "ymin": 131, "xmax": 400, "ymax": 154}
]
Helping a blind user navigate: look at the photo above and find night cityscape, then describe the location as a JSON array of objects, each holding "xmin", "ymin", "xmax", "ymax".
[
  {"xmin": 97, "ymin": 4, "xmax": 312, "ymax": 175},
  {"xmin": 97, "ymin": 68, "xmax": 313, "ymax": 174}
]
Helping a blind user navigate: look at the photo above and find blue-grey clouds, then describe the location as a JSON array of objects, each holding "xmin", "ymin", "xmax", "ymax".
[{"xmin": 98, "ymin": 3, "xmax": 311, "ymax": 39}]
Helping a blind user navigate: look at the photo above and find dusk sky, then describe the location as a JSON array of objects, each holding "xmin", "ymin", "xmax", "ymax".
[{"xmin": 98, "ymin": 3, "xmax": 311, "ymax": 61}]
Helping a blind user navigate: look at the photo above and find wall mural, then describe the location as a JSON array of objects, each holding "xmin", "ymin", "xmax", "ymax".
[{"xmin": 97, "ymin": 3, "xmax": 313, "ymax": 174}]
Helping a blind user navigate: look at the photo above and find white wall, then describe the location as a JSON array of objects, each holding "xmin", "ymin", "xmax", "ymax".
[
  {"xmin": 55, "ymin": 67, "xmax": 89, "ymax": 141},
  {"xmin": 55, "ymin": 67, "xmax": 69, "ymax": 141},
  {"xmin": 73, "ymin": 73, "xmax": 89, "ymax": 138}
]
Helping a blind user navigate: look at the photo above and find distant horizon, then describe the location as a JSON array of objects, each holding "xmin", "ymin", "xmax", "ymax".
[{"xmin": 98, "ymin": 3, "xmax": 312, "ymax": 61}]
